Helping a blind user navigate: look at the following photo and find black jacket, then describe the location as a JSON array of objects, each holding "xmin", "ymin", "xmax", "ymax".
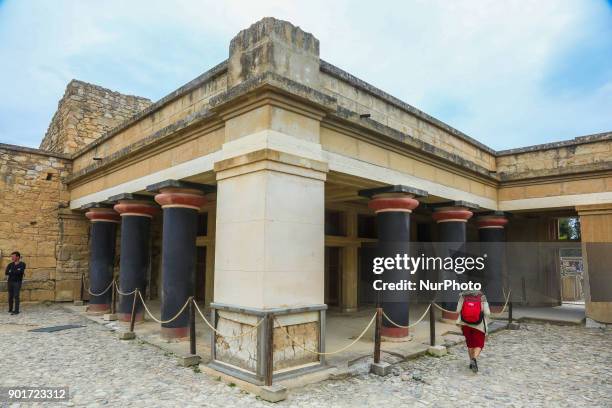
[{"xmin": 5, "ymin": 262, "xmax": 26, "ymax": 283}]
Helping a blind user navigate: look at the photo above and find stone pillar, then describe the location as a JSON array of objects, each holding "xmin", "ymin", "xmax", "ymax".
[
  {"xmin": 111, "ymin": 194, "xmax": 158, "ymax": 322},
  {"xmin": 432, "ymin": 202, "xmax": 476, "ymax": 321},
  {"xmin": 84, "ymin": 206, "xmax": 120, "ymax": 314},
  {"xmin": 148, "ymin": 180, "xmax": 209, "ymax": 339},
  {"xmin": 576, "ymin": 204, "xmax": 612, "ymax": 324},
  {"xmin": 360, "ymin": 185, "xmax": 427, "ymax": 339},
  {"xmin": 475, "ymin": 212, "xmax": 509, "ymax": 313},
  {"xmin": 341, "ymin": 210, "xmax": 358, "ymax": 313}
]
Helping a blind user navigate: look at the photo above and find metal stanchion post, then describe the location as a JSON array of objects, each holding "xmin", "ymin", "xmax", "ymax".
[
  {"xmin": 80, "ymin": 273, "xmax": 84, "ymax": 301},
  {"xmin": 265, "ymin": 313, "xmax": 274, "ymax": 386},
  {"xmin": 129, "ymin": 288, "xmax": 138, "ymax": 333},
  {"xmin": 429, "ymin": 302, "xmax": 435, "ymax": 346},
  {"xmin": 508, "ymin": 301, "xmax": 513, "ymax": 324},
  {"xmin": 189, "ymin": 298, "xmax": 196, "ymax": 355},
  {"xmin": 110, "ymin": 281, "xmax": 116, "ymax": 315},
  {"xmin": 374, "ymin": 307, "xmax": 382, "ymax": 364}
]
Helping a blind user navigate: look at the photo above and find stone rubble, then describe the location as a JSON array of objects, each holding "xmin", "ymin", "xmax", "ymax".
[{"xmin": 1, "ymin": 303, "xmax": 609, "ymax": 407}]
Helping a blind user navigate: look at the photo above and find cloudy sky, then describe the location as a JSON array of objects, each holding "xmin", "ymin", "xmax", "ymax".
[{"xmin": 0, "ymin": 0, "xmax": 610, "ymax": 150}]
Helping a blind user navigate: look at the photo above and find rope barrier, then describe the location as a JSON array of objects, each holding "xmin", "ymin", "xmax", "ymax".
[
  {"xmin": 432, "ymin": 289, "xmax": 512, "ymax": 316},
  {"xmin": 114, "ymin": 279, "xmax": 138, "ymax": 296},
  {"xmin": 432, "ymin": 302, "xmax": 456, "ymax": 314},
  {"xmin": 192, "ymin": 301, "xmax": 264, "ymax": 340},
  {"xmin": 274, "ymin": 312, "xmax": 377, "ymax": 356},
  {"xmin": 490, "ymin": 289, "xmax": 512, "ymax": 316},
  {"xmin": 86, "ymin": 279, "xmax": 115, "ymax": 297},
  {"xmin": 382, "ymin": 304, "xmax": 431, "ymax": 329},
  {"xmin": 137, "ymin": 291, "xmax": 192, "ymax": 324}
]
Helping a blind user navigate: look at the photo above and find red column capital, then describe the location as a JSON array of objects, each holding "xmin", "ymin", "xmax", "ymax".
[
  {"xmin": 154, "ymin": 188, "xmax": 207, "ymax": 211},
  {"xmin": 432, "ymin": 206, "xmax": 474, "ymax": 223},
  {"xmin": 85, "ymin": 207, "xmax": 120, "ymax": 223},
  {"xmin": 114, "ymin": 200, "xmax": 159, "ymax": 218},
  {"xmin": 368, "ymin": 193, "xmax": 420, "ymax": 213},
  {"xmin": 475, "ymin": 215, "xmax": 509, "ymax": 229}
]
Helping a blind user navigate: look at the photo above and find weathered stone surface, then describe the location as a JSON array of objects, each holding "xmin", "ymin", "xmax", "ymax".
[{"xmin": 39, "ymin": 80, "xmax": 151, "ymax": 154}]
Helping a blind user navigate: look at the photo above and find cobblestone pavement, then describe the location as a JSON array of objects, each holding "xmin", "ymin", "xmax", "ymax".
[{"xmin": 1, "ymin": 304, "xmax": 610, "ymax": 407}]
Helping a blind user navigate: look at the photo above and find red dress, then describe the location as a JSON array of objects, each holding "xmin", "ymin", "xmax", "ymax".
[{"xmin": 462, "ymin": 325, "xmax": 485, "ymax": 348}]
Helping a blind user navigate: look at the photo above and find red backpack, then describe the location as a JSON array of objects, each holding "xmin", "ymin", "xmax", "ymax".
[{"xmin": 461, "ymin": 294, "xmax": 483, "ymax": 324}]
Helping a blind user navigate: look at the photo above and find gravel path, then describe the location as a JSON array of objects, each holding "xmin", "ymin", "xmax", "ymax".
[{"xmin": 0, "ymin": 303, "xmax": 610, "ymax": 407}]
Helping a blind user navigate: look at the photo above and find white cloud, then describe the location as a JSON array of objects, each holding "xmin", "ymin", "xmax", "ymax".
[{"xmin": 0, "ymin": 0, "xmax": 610, "ymax": 149}]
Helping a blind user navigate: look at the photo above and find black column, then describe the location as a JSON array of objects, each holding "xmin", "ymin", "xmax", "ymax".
[
  {"xmin": 360, "ymin": 185, "xmax": 427, "ymax": 339},
  {"xmin": 113, "ymin": 197, "xmax": 158, "ymax": 322},
  {"xmin": 476, "ymin": 213, "xmax": 508, "ymax": 312},
  {"xmin": 85, "ymin": 207, "xmax": 120, "ymax": 314},
  {"xmin": 149, "ymin": 180, "xmax": 208, "ymax": 340},
  {"xmin": 432, "ymin": 203, "xmax": 476, "ymax": 320}
]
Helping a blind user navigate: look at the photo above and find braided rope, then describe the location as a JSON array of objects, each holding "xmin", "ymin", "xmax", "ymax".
[
  {"xmin": 490, "ymin": 289, "xmax": 512, "ymax": 316},
  {"xmin": 275, "ymin": 312, "xmax": 377, "ymax": 356},
  {"xmin": 192, "ymin": 301, "xmax": 264, "ymax": 339},
  {"xmin": 114, "ymin": 279, "xmax": 138, "ymax": 296},
  {"xmin": 381, "ymin": 304, "xmax": 431, "ymax": 329},
  {"xmin": 137, "ymin": 291, "xmax": 192, "ymax": 324},
  {"xmin": 86, "ymin": 279, "xmax": 115, "ymax": 297}
]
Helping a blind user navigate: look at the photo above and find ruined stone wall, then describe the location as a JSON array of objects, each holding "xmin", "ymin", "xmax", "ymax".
[
  {"xmin": 40, "ymin": 80, "xmax": 152, "ymax": 155},
  {"xmin": 0, "ymin": 144, "xmax": 80, "ymax": 302}
]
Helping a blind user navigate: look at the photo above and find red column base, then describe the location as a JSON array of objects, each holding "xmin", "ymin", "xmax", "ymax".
[
  {"xmin": 87, "ymin": 303, "xmax": 110, "ymax": 314},
  {"xmin": 161, "ymin": 326, "xmax": 189, "ymax": 340},
  {"xmin": 490, "ymin": 305, "xmax": 504, "ymax": 314},
  {"xmin": 118, "ymin": 312, "xmax": 144, "ymax": 323},
  {"xmin": 442, "ymin": 311, "xmax": 459, "ymax": 321},
  {"xmin": 381, "ymin": 326, "xmax": 409, "ymax": 338}
]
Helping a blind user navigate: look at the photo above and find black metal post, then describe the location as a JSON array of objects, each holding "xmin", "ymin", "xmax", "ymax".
[
  {"xmin": 129, "ymin": 288, "xmax": 138, "ymax": 333},
  {"xmin": 80, "ymin": 273, "xmax": 85, "ymax": 301},
  {"xmin": 374, "ymin": 307, "xmax": 382, "ymax": 364},
  {"xmin": 508, "ymin": 301, "xmax": 513, "ymax": 324},
  {"xmin": 189, "ymin": 298, "xmax": 196, "ymax": 355},
  {"xmin": 265, "ymin": 314, "xmax": 274, "ymax": 386},
  {"xmin": 110, "ymin": 280, "xmax": 116, "ymax": 314},
  {"xmin": 429, "ymin": 302, "xmax": 436, "ymax": 346}
]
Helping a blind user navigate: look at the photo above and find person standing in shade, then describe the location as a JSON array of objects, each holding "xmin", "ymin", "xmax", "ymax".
[
  {"xmin": 456, "ymin": 290, "xmax": 490, "ymax": 373},
  {"xmin": 5, "ymin": 251, "xmax": 26, "ymax": 315}
]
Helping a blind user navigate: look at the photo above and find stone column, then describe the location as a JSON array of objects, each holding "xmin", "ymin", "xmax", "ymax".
[
  {"xmin": 432, "ymin": 202, "xmax": 476, "ymax": 321},
  {"xmin": 576, "ymin": 204, "xmax": 612, "ymax": 325},
  {"xmin": 84, "ymin": 206, "xmax": 120, "ymax": 314},
  {"xmin": 360, "ymin": 185, "xmax": 427, "ymax": 339},
  {"xmin": 148, "ymin": 180, "xmax": 209, "ymax": 339},
  {"xmin": 111, "ymin": 194, "xmax": 158, "ymax": 322},
  {"xmin": 475, "ymin": 212, "xmax": 509, "ymax": 313},
  {"xmin": 341, "ymin": 210, "xmax": 358, "ymax": 313}
]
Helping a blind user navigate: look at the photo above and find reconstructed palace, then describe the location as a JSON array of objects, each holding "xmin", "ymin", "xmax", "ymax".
[{"xmin": 1, "ymin": 18, "xmax": 611, "ymax": 383}]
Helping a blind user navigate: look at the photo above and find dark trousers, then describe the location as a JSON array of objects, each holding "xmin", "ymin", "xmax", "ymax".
[{"xmin": 8, "ymin": 281, "xmax": 21, "ymax": 312}]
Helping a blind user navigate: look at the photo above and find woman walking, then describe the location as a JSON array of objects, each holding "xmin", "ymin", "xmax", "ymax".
[{"xmin": 456, "ymin": 290, "xmax": 490, "ymax": 373}]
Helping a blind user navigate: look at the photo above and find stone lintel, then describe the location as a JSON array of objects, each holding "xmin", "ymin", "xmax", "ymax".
[
  {"xmin": 428, "ymin": 200, "xmax": 480, "ymax": 211},
  {"xmin": 214, "ymin": 148, "xmax": 328, "ymax": 180},
  {"xmin": 145, "ymin": 179, "xmax": 216, "ymax": 194},
  {"xmin": 107, "ymin": 192, "xmax": 155, "ymax": 203},
  {"xmin": 358, "ymin": 184, "xmax": 428, "ymax": 199},
  {"xmin": 79, "ymin": 202, "xmax": 114, "ymax": 211},
  {"xmin": 576, "ymin": 203, "xmax": 612, "ymax": 215},
  {"xmin": 210, "ymin": 72, "xmax": 337, "ymax": 119}
]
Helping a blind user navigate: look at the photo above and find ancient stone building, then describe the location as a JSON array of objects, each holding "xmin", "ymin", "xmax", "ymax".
[{"xmin": 1, "ymin": 17, "xmax": 611, "ymax": 384}]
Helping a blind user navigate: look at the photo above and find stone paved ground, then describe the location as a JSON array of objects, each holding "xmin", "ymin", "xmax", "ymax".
[{"xmin": 1, "ymin": 303, "xmax": 610, "ymax": 407}]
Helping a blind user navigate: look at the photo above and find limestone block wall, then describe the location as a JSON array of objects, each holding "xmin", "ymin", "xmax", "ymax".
[
  {"xmin": 496, "ymin": 132, "xmax": 612, "ymax": 180},
  {"xmin": 72, "ymin": 67, "xmax": 227, "ymax": 173},
  {"xmin": 0, "ymin": 144, "xmax": 78, "ymax": 302},
  {"xmin": 318, "ymin": 65, "xmax": 496, "ymax": 172},
  {"xmin": 40, "ymin": 80, "xmax": 152, "ymax": 155}
]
